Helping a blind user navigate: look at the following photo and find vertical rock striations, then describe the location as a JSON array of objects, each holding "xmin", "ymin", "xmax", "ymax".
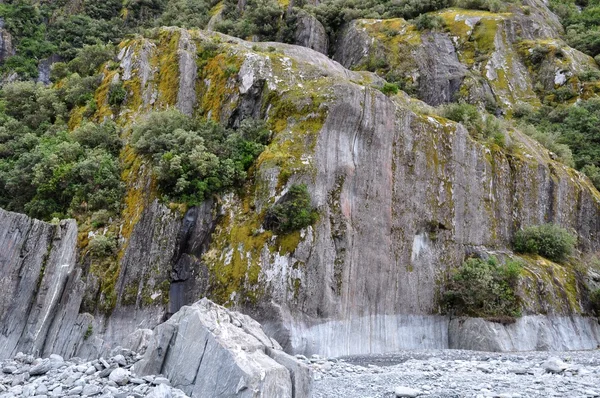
[{"xmin": 0, "ymin": 208, "xmax": 81, "ymax": 358}]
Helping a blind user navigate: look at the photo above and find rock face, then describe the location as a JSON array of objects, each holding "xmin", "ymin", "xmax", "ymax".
[
  {"xmin": 333, "ymin": 5, "xmax": 599, "ymax": 109},
  {"xmin": 0, "ymin": 208, "xmax": 84, "ymax": 359},
  {"xmin": 1, "ymin": 15, "xmax": 600, "ymax": 361},
  {"xmin": 294, "ymin": 13, "xmax": 329, "ymax": 55},
  {"xmin": 449, "ymin": 316, "xmax": 600, "ymax": 352},
  {"xmin": 134, "ymin": 298, "xmax": 312, "ymax": 398},
  {"xmin": 0, "ymin": 18, "xmax": 14, "ymax": 63}
]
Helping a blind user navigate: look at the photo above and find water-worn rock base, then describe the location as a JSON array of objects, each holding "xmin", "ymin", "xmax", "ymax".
[{"xmin": 310, "ymin": 350, "xmax": 600, "ymax": 398}]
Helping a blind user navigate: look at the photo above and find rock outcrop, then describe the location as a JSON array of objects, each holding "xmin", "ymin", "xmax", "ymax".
[
  {"xmin": 0, "ymin": 208, "xmax": 85, "ymax": 359},
  {"xmin": 294, "ymin": 13, "xmax": 329, "ymax": 55},
  {"xmin": 134, "ymin": 299, "xmax": 312, "ymax": 398},
  {"xmin": 1, "ymin": 17, "xmax": 600, "ymax": 361},
  {"xmin": 449, "ymin": 315, "xmax": 600, "ymax": 352},
  {"xmin": 333, "ymin": 4, "xmax": 600, "ymax": 109},
  {"xmin": 0, "ymin": 18, "xmax": 14, "ymax": 63}
]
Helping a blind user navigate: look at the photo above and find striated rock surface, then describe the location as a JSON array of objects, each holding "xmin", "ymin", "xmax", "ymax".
[
  {"xmin": 134, "ymin": 298, "xmax": 312, "ymax": 398},
  {"xmin": 449, "ymin": 315, "xmax": 600, "ymax": 352},
  {"xmin": 294, "ymin": 13, "xmax": 329, "ymax": 55},
  {"xmin": 1, "ymin": 21, "xmax": 600, "ymax": 361},
  {"xmin": 333, "ymin": 4, "xmax": 600, "ymax": 110},
  {"xmin": 0, "ymin": 208, "xmax": 82, "ymax": 359}
]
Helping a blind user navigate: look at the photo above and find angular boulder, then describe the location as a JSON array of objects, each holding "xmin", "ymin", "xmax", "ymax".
[
  {"xmin": 133, "ymin": 299, "xmax": 311, "ymax": 398},
  {"xmin": 294, "ymin": 13, "xmax": 329, "ymax": 55}
]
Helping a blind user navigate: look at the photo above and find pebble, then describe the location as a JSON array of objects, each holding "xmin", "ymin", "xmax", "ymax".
[
  {"xmin": 394, "ymin": 386, "xmax": 421, "ymax": 397},
  {"xmin": 0, "ymin": 352, "xmax": 188, "ymax": 398},
  {"xmin": 311, "ymin": 349, "xmax": 600, "ymax": 398}
]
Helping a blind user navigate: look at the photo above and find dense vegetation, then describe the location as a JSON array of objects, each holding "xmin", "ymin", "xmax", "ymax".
[
  {"xmin": 131, "ymin": 110, "xmax": 271, "ymax": 205},
  {"xmin": 549, "ymin": 0, "xmax": 600, "ymax": 61},
  {"xmin": 0, "ymin": 0, "xmax": 528, "ymax": 80},
  {"xmin": 513, "ymin": 224, "xmax": 577, "ymax": 263},
  {"xmin": 264, "ymin": 184, "xmax": 318, "ymax": 234},
  {"xmin": 516, "ymin": 99, "xmax": 600, "ymax": 189},
  {"xmin": 443, "ymin": 256, "xmax": 522, "ymax": 318},
  {"xmin": 0, "ymin": 43, "xmax": 121, "ymax": 220}
]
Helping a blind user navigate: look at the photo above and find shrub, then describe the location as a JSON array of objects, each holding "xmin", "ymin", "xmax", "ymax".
[
  {"xmin": 108, "ymin": 82, "xmax": 127, "ymax": 107},
  {"xmin": 514, "ymin": 224, "xmax": 577, "ymax": 263},
  {"xmin": 88, "ymin": 234, "xmax": 117, "ymax": 257},
  {"xmin": 440, "ymin": 102, "xmax": 483, "ymax": 136},
  {"xmin": 519, "ymin": 123, "xmax": 574, "ymax": 167},
  {"xmin": 582, "ymin": 164, "xmax": 600, "ymax": 190},
  {"xmin": 264, "ymin": 184, "xmax": 318, "ymax": 234},
  {"xmin": 414, "ymin": 14, "xmax": 445, "ymax": 31},
  {"xmin": 443, "ymin": 256, "xmax": 522, "ymax": 317},
  {"xmin": 131, "ymin": 111, "xmax": 270, "ymax": 205},
  {"xmin": 381, "ymin": 82, "xmax": 399, "ymax": 96},
  {"xmin": 591, "ymin": 289, "xmax": 600, "ymax": 315}
]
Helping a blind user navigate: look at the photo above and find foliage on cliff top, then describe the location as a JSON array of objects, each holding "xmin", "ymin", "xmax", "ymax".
[
  {"xmin": 549, "ymin": 0, "xmax": 600, "ymax": 59},
  {"xmin": 514, "ymin": 224, "xmax": 577, "ymax": 263},
  {"xmin": 131, "ymin": 110, "xmax": 271, "ymax": 205},
  {"xmin": 516, "ymin": 99, "xmax": 600, "ymax": 190},
  {"xmin": 443, "ymin": 256, "xmax": 523, "ymax": 318}
]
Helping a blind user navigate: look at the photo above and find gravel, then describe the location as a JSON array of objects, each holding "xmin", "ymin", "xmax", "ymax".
[
  {"xmin": 305, "ymin": 349, "xmax": 600, "ymax": 398},
  {"xmin": 0, "ymin": 349, "xmax": 188, "ymax": 398}
]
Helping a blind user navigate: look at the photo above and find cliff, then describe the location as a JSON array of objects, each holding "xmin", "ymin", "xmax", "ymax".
[
  {"xmin": 333, "ymin": 1, "xmax": 600, "ymax": 110},
  {"xmin": 2, "ymin": 4, "xmax": 600, "ymax": 361}
]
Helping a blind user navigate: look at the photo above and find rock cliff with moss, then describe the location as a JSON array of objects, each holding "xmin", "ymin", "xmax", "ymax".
[{"xmin": 1, "ymin": 0, "xmax": 600, "ymax": 362}]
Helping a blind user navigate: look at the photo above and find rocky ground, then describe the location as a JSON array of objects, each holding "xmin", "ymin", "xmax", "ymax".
[
  {"xmin": 3, "ymin": 348, "xmax": 600, "ymax": 397},
  {"xmin": 307, "ymin": 349, "xmax": 600, "ymax": 398},
  {"xmin": 0, "ymin": 350, "xmax": 188, "ymax": 398}
]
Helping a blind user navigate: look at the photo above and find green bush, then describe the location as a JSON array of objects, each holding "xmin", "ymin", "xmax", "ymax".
[
  {"xmin": 264, "ymin": 184, "xmax": 318, "ymax": 234},
  {"xmin": 131, "ymin": 110, "xmax": 270, "ymax": 205},
  {"xmin": 443, "ymin": 256, "xmax": 522, "ymax": 317},
  {"xmin": 440, "ymin": 102, "xmax": 483, "ymax": 136},
  {"xmin": 108, "ymin": 82, "xmax": 127, "ymax": 107},
  {"xmin": 591, "ymin": 288, "xmax": 600, "ymax": 315},
  {"xmin": 514, "ymin": 224, "xmax": 577, "ymax": 263},
  {"xmin": 380, "ymin": 82, "xmax": 399, "ymax": 96},
  {"xmin": 88, "ymin": 234, "xmax": 117, "ymax": 257},
  {"xmin": 414, "ymin": 14, "xmax": 445, "ymax": 31}
]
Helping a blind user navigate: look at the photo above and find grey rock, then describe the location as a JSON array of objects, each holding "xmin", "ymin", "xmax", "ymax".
[
  {"xmin": 2, "ymin": 366, "xmax": 17, "ymax": 374},
  {"xmin": 294, "ymin": 13, "xmax": 328, "ymax": 55},
  {"xmin": 68, "ymin": 386, "xmax": 83, "ymax": 395},
  {"xmin": 394, "ymin": 386, "xmax": 421, "ymax": 397},
  {"xmin": 134, "ymin": 299, "xmax": 308, "ymax": 397},
  {"xmin": 29, "ymin": 360, "xmax": 52, "ymax": 376},
  {"xmin": 98, "ymin": 364, "xmax": 117, "ymax": 378},
  {"xmin": 48, "ymin": 355, "xmax": 63, "ymax": 362},
  {"xmin": 108, "ymin": 368, "xmax": 129, "ymax": 386},
  {"xmin": 22, "ymin": 385, "xmax": 36, "ymax": 397},
  {"xmin": 151, "ymin": 377, "xmax": 170, "ymax": 386},
  {"xmin": 0, "ymin": 20, "xmax": 15, "ymax": 63},
  {"xmin": 11, "ymin": 372, "xmax": 29, "ymax": 386},
  {"xmin": 543, "ymin": 357, "xmax": 569, "ymax": 374},
  {"xmin": 145, "ymin": 384, "xmax": 172, "ymax": 398},
  {"xmin": 81, "ymin": 384, "xmax": 101, "ymax": 396},
  {"xmin": 112, "ymin": 355, "xmax": 126, "ymax": 367}
]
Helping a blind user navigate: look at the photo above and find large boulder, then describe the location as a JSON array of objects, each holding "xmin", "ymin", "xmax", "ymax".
[
  {"xmin": 133, "ymin": 298, "xmax": 312, "ymax": 398},
  {"xmin": 294, "ymin": 13, "xmax": 329, "ymax": 55}
]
